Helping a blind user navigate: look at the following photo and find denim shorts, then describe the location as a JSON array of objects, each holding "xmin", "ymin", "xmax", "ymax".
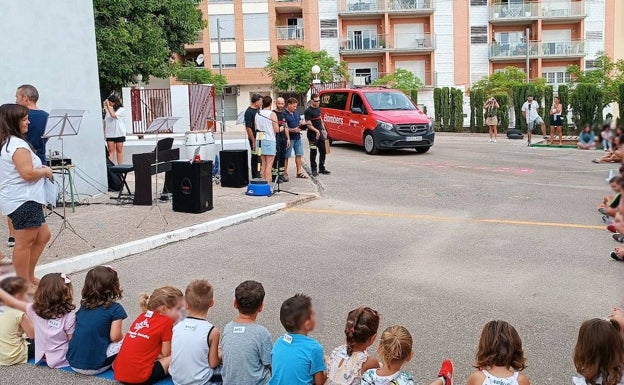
[
  {"xmin": 261, "ymin": 140, "xmax": 276, "ymax": 156},
  {"xmin": 527, "ymin": 116, "xmax": 544, "ymax": 133},
  {"xmin": 286, "ymin": 138, "xmax": 304, "ymax": 157},
  {"xmin": 8, "ymin": 201, "xmax": 45, "ymax": 230}
]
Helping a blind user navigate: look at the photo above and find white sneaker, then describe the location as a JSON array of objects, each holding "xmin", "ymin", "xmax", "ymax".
[
  {"xmin": 488, "ymin": 139, "xmax": 492, "ymax": 143},
  {"xmin": 493, "ymin": 139, "xmax": 497, "ymax": 143}
]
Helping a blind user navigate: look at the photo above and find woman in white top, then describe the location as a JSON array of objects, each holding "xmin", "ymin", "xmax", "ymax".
[
  {"xmin": 103, "ymin": 95, "xmax": 126, "ymax": 165},
  {"xmin": 254, "ymin": 96, "xmax": 280, "ymax": 183},
  {"xmin": 0, "ymin": 104, "xmax": 53, "ymax": 285}
]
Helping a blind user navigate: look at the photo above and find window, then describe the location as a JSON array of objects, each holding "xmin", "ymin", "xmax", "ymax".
[
  {"xmin": 244, "ymin": 14, "xmax": 269, "ymax": 40},
  {"xmin": 320, "ymin": 19, "xmax": 338, "ymax": 39},
  {"xmin": 320, "ymin": 92, "xmax": 349, "ymax": 110},
  {"xmin": 586, "ymin": 31, "xmax": 603, "ymax": 40},
  {"xmin": 351, "ymin": 94, "xmax": 367, "ymax": 114},
  {"xmin": 209, "ymin": 15, "xmax": 235, "ymax": 41},
  {"xmin": 245, "ymin": 52, "xmax": 270, "ymax": 68},
  {"xmin": 541, "ymin": 71, "xmax": 570, "ymax": 85},
  {"xmin": 211, "ymin": 53, "xmax": 236, "ymax": 68},
  {"xmin": 471, "ymin": 26, "xmax": 488, "ymax": 44},
  {"xmin": 585, "ymin": 60, "xmax": 598, "ymax": 69},
  {"xmin": 470, "ymin": 0, "xmax": 487, "ymax": 5}
]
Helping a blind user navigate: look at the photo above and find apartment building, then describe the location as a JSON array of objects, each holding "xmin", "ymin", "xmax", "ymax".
[
  {"xmin": 181, "ymin": 0, "xmax": 320, "ymax": 119},
  {"xmin": 321, "ymin": 0, "xmax": 616, "ymax": 112}
]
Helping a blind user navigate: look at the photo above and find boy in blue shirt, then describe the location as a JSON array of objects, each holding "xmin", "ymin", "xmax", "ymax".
[{"xmin": 269, "ymin": 294, "xmax": 326, "ymax": 385}]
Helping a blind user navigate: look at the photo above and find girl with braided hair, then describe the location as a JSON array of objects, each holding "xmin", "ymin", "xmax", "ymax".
[{"xmin": 326, "ymin": 306, "xmax": 380, "ymax": 385}]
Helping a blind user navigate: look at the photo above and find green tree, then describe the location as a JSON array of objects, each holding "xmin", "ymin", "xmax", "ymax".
[
  {"xmin": 174, "ymin": 65, "xmax": 228, "ymax": 95},
  {"xmin": 469, "ymin": 88, "xmax": 485, "ymax": 132},
  {"xmin": 543, "ymin": 85, "xmax": 554, "ymax": 130},
  {"xmin": 441, "ymin": 87, "xmax": 450, "ymax": 130},
  {"xmin": 570, "ymin": 83, "xmax": 603, "ymax": 127},
  {"xmin": 567, "ymin": 53, "xmax": 624, "ymax": 107},
  {"xmin": 264, "ymin": 47, "xmax": 348, "ymax": 93},
  {"xmin": 94, "ymin": 0, "xmax": 205, "ymax": 95},
  {"xmin": 472, "ymin": 66, "xmax": 545, "ymax": 98},
  {"xmin": 433, "ymin": 88, "xmax": 442, "ymax": 127},
  {"xmin": 372, "ymin": 68, "xmax": 423, "ymax": 94},
  {"xmin": 494, "ymin": 93, "xmax": 510, "ymax": 132},
  {"xmin": 619, "ymin": 83, "xmax": 624, "ymax": 126},
  {"xmin": 558, "ymin": 84, "xmax": 570, "ymax": 131},
  {"xmin": 451, "ymin": 88, "xmax": 464, "ymax": 132}
]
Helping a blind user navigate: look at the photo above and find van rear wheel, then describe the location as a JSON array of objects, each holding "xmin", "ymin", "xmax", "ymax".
[
  {"xmin": 415, "ymin": 146, "xmax": 430, "ymax": 154},
  {"xmin": 364, "ymin": 132, "xmax": 379, "ymax": 155}
]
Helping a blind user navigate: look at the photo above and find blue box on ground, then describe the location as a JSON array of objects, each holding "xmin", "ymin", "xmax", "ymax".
[{"xmin": 245, "ymin": 179, "xmax": 271, "ymax": 196}]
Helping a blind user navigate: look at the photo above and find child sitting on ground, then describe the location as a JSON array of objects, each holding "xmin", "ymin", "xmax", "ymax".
[
  {"xmin": 269, "ymin": 294, "xmax": 326, "ymax": 385},
  {"xmin": 572, "ymin": 318, "xmax": 624, "ymax": 385},
  {"xmin": 466, "ymin": 320, "xmax": 530, "ymax": 385},
  {"xmin": 361, "ymin": 325, "xmax": 453, "ymax": 385},
  {"xmin": 0, "ymin": 276, "xmax": 34, "ymax": 366},
  {"xmin": 0, "ymin": 273, "xmax": 76, "ymax": 368},
  {"xmin": 114, "ymin": 286, "xmax": 183, "ymax": 385},
  {"xmin": 220, "ymin": 280, "xmax": 272, "ymax": 385},
  {"xmin": 170, "ymin": 279, "xmax": 222, "ymax": 385},
  {"xmin": 326, "ymin": 306, "xmax": 380, "ymax": 385},
  {"xmin": 67, "ymin": 266, "xmax": 127, "ymax": 375},
  {"xmin": 599, "ymin": 177, "xmax": 622, "ymax": 223}
]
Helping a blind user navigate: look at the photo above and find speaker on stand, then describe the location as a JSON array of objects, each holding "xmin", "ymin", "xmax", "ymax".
[
  {"xmin": 220, "ymin": 150, "xmax": 249, "ymax": 188},
  {"xmin": 172, "ymin": 160, "xmax": 213, "ymax": 214}
]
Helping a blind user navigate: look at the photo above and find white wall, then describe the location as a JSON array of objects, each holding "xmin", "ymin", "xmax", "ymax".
[
  {"xmin": 584, "ymin": 0, "xmax": 606, "ymax": 60},
  {"xmin": 0, "ymin": 0, "xmax": 106, "ymax": 196},
  {"xmin": 469, "ymin": 4, "xmax": 490, "ymax": 85},
  {"xmin": 319, "ymin": 0, "xmax": 340, "ymax": 60},
  {"xmin": 433, "ymin": 0, "xmax": 455, "ymax": 87}
]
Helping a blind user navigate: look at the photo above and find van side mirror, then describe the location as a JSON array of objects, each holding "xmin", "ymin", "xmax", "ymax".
[{"xmin": 351, "ymin": 107, "xmax": 363, "ymax": 114}]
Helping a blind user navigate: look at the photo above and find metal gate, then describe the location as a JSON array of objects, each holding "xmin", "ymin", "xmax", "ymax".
[
  {"xmin": 130, "ymin": 88, "xmax": 173, "ymax": 134},
  {"xmin": 188, "ymin": 84, "xmax": 216, "ymax": 131}
]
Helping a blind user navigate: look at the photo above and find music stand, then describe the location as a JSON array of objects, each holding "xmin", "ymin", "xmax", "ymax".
[
  {"xmin": 137, "ymin": 117, "xmax": 180, "ymax": 228},
  {"xmin": 42, "ymin": 109, "xmax": 94, "ymax": 248}
]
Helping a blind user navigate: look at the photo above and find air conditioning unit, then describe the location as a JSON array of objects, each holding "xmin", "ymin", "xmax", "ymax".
[{"xmin": 223, "ymin": 86, "xmax": 239, "ymax": 96}]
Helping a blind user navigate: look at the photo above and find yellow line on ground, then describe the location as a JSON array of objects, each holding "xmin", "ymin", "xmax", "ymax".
[{"xmin": 285, "ymin": 207, "xmax": 605, "ymax": 230}]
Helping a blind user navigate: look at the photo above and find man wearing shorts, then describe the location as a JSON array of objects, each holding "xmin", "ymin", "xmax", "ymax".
[
  {"xmin": 521, "ymin": 95, "xmax": 546, "ymax": 146},
  {"xmin": 284, "ymin": 98, "xmax": 306, "ymax": 179}
]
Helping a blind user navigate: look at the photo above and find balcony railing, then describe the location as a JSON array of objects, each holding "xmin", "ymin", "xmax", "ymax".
[
  {"xmin": 489, "ymin": 1, "xmax": 585, "ymax": 22},
  {"xmin": 489, "ymin": 40, "xmax": 585, "ymax": 59},
  {"xmin": 340, "ymin": 0, "xmax": 434, "ymax": 14},
  {"xmin": 350, "ymin": 70, "xmax": 436, "ymax": 87},
  {"xmin": 276, "ymin": 26, "xmax": 304, "ymax": 41},
  {"xmin": 341, "ymin": 32, "xmax": 434, "ymax": 53}
]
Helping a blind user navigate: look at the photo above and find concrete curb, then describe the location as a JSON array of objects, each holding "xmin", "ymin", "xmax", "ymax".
[{"xmin": 35, "ymin": 197, "xmax": 315, "ymax": 276}]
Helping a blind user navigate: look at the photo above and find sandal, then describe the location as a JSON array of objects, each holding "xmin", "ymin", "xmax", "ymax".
[{"xmin": 296, "ymin": 173, "xmax": 308, "ymax": 179}]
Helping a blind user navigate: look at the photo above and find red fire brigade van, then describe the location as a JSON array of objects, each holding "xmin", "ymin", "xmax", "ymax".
[{"xmin": 318, "ymin": 88, "xmax": 434, "ymax": 155}]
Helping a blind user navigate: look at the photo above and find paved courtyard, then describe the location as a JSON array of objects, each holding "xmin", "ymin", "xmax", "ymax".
[{"xmin": 1, "ymin": 133, "xmax": 622, "ymax": 384}]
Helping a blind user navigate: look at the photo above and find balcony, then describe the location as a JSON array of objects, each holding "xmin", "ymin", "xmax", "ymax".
[
  {"xmin": 339, "ymin": 0, "xmax": 434, "ymax": 17},
  {"xmin": 351, "ymin": 70, "xmax": 436, "ymax": 87},
  {"xmin": 489, "ymin": 40, "xmax": 585, "ymax": 61},
  {"xmin": 276, "ymin": 26, "xmax": 304, "ymax": 48},
  {"xmin": 275, "ymin": 0, "xmax": 302, "ymax": 14},
  {"xmin": 340, "ymin": 32, "xmax": 435, "ymax": 56},
  {"xmin": 489, "ymin": 1, "xmax": 585, "ymax": 24}
]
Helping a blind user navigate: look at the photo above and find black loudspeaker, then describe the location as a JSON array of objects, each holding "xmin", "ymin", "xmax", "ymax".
[
  {"xmin": 220, "ymin": 150, "xmax": 249, "ymax": 188},
  {"xmin": 172, "ymin": 160, "xmax": 213, "ymax": 214}
]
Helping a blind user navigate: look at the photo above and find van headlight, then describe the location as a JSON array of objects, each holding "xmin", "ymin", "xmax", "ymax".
[
  {"xmin": 377, "ymin": 120, "xmax": 394, "ymax": 131},
  {"xmin": 428, "ymin": 120, "xmax": 434, "ymax": 132}
]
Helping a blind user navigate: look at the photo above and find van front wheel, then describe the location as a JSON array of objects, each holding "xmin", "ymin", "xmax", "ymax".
[{"xmin": 364, "ymin": 132, "xmax": 379, "ymax": 155}]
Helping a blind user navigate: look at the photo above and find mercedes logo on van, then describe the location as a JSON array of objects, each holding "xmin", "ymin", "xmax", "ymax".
[{"xmin": 410, "ymin": 125, "xmax": 418, "ymax": 133}]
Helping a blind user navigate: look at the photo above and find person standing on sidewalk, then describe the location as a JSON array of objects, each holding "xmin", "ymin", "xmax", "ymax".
[
  {"xmin": 521, "ymin": 95, "xmax": 546, "ymax": 146},
  {"xmin": 245, "ymin": 94, "xmax": 262, "ymax": 179},
  {"xmin": 284, "ymin": 98, "xmax": 306, "ymax": 179},
  {"xmin": 8, "ymin": 85, "xmax": 49, "ymax": 250},
  {"xmin": 272, "ymin": 97, "xmax": 290, "ymax": 183},
  {"xmin": 483, "ymin": 97, "xmax": 499, "ymax": 143},
  {"xmin": 304, "ymin": 94, "xmax": 330, "ymax": 177}
]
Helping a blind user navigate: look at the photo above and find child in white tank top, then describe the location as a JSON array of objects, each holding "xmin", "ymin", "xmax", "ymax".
[{"xmin": 466, "ymin": 321, "xmax": 531, "ymax": 385}]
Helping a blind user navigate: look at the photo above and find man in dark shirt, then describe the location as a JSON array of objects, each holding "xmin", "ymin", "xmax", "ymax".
[
  {"xmin": 304, "ymin": 94, "xmax": 330, "ymax": 177},
  {"xmin": 284, "ymin": 98, "xmax": 305, "ymax": 178},
  {"xmin": 245, "ymin": 94, "xmax": 262, "ymax": 179},
  {"xmin": 15, "ymin": 84, "xmax": 49, "ymax": 164},
  {"xmin": 272, "ymin": 97, "xmax": 290, "ymax": 182}
]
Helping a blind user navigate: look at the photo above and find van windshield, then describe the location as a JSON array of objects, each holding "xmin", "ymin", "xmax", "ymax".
[{"xmin": 364, "ymin": 92, "xmax": 417, "ymax": 111}]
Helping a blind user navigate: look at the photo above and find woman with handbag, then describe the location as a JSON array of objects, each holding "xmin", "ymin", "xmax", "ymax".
[
  {"xmin": 0, "ymin": 104, "xmax": 53, "ymax": 286},
  {"xmin": 483, "ymin": 97, "xmax": 500, "ymax": 143}
]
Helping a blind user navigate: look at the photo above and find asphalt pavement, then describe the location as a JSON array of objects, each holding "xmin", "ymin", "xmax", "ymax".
[{"xmin": 2, "ymin": 134, "xmax": 622, "ymax": 385}]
